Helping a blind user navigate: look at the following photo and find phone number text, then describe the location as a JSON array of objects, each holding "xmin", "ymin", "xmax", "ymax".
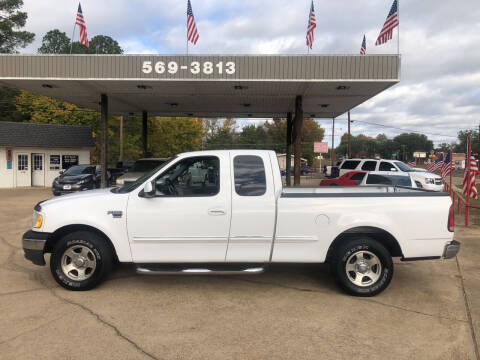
[{"xmin": 141, "ymin": 61, "xmax": 235, "ymax": 75}]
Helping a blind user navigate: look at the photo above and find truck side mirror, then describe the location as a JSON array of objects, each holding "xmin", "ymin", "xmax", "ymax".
[
  {"xmin": 390, "ymin": 168, "xmax": 397, "ymax": 172},
  {"xmin": 141, "ymin": 181, "xmax": 155, "ymax": 198}
]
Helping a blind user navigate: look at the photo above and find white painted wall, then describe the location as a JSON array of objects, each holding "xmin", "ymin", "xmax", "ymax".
[{"xmin": 0, "ymin": 146, "xmax": 91, "ymax": 188}]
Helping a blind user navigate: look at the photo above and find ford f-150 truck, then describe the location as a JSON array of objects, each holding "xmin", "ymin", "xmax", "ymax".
[{"xmin": 22, "ymin": 150, "xmax": 459, "ymax": 296}]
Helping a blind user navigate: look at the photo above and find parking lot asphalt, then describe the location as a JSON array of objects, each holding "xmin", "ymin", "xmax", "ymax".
[{"xmin": 1, "ymin": 188, "xmax": 479, "ymax": 359}]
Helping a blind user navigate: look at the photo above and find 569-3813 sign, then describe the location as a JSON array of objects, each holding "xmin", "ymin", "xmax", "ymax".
[{"xmin": 141, "ymin": 60, "xmax": 235, "ymax": 75}]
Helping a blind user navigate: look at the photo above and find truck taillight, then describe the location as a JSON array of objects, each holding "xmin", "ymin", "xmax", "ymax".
[{"xmin": 448, "ymin": 203, "xmax": 455, "ymax": 232}]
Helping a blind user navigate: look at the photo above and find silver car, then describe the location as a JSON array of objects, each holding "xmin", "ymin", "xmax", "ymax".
[{"xmin": 115, "ymin": 158, "xmax": 167, "ymax": 186}]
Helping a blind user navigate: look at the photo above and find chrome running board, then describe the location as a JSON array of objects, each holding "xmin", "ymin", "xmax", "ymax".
[{"xmin": 136, "ymin": 266, "xmax": 265, "ymax": 275}]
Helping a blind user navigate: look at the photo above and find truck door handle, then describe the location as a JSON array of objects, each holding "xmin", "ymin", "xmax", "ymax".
[{"xmin": 208, "ymin": 208, "xmax": 226, "ymax": 216}]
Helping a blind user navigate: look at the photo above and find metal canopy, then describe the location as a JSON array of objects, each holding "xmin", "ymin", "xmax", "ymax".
[{"xmin": 0, "ymin": 54, "xmax": 400, "ymax": 118}]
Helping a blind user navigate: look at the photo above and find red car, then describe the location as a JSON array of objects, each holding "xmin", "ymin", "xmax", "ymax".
[{"xmin": 320, "ymin": 171, "xmax": 367, "ymax": 186}]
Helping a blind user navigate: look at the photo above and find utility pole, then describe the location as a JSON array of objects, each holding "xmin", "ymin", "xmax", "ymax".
[
  {"xmin": 401, "ymin": 144, "xmax": 406, "ymax": 161},
  {"xmin": 119, "ymin": 115, "xmax": 123, "ymax": 162},
  {"xmin": 347, "ymin": 111, "xmax": 351, "ymax": 159}
]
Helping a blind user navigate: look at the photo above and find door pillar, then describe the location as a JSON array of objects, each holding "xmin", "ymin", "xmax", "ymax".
[
  {"xmin": 100, "ymin": 94, "xmax": 108, "ymax": 188},
  {"xmin": 293, "ymin": 96, "xmax": 303, "ymax": 186},
  {"xmin": 285, "ymin": 112, "xmax": 293, "ymax": 186}
]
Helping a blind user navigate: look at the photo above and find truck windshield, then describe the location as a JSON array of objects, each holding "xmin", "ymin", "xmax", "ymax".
[
  {"xmin": 113, "ymin": 157, "xmax": 176, "ymax": 194},
  {"xmin": 131, "ymin": 159, "xmax": 166, "ymax": 172},
  {"xmin": 394, "ymin": 161, "xmax": 413, "ymax": 172}
]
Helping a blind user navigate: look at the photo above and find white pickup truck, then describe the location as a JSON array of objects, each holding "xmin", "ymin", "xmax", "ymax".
[{"xmin": 23, "ymin": 150, "xmax": 459, "ymax": 296}]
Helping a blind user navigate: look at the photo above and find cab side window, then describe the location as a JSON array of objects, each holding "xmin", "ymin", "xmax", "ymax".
[
  {"xmin": 234, "ymin": 155, "xmax": 266, "ymax": 196},
  {"xmin": 154, "ymin": 156, "xmax": 219, "ymax": 197},
  {"xmin": 341, "ymin": 160, "xmax": 360, "ymax": 170},
  {"xmin": 379, "ymin": 162, "xmax": 394, "ymax": 171},
  {"xmin": 361, "ymin": 161, "xmax": 377, "ymax": 171}
]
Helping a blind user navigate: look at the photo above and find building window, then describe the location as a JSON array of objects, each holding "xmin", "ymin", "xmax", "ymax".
[
  {"xmin": 62, "ymin": 155, "xmax": 79, "ymax": 170},
  {"xmin": 50, "ymin": 155, "xmax": 60, "ymax": 170},
  {"xmin": 18, "ymin": 154, "xmax": 28, "ymax": 171},
  {"xmin": 234, "ymin": 155, "xmax": 266, "ymax": 196}
]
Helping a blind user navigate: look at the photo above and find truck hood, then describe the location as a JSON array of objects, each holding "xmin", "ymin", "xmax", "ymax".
[
  {"xmin": 409, "ymin": 171, "xmax": 441, "ymax": 180},
  {"xmin": 40, "ymin": 188, "xmax": 118, "ymax": 210}
]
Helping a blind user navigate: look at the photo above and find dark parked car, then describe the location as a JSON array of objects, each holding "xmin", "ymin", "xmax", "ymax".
[
  {"xmin": 52, "ymin": 165, "xmax": 110, "ymax": 196},
  {"xmin": 280, "ymin": 167, "xmax": 311, "ymax": 176}
]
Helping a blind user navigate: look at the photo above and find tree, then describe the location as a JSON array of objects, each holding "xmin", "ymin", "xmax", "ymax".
[
  {"xmin": 455, "ymin": 130, "xmax": 480, "ymax": 155},
  {"xmin": 149, "ymin": 117, "xmax": 204, "ymax": 157},
  {"xmin": 204, "ymin": 118, "xmax": 237, "ymax": 149},
  {"xmin": 38, "ymin": 30, "xmax": 124, "ymax": 54},
  {"xmin": 436, "ymin": 142, "xmax": 455, "ymax": 153},
  {"xmin": 393, "ymin": 133, "xmax": 433, "ymax": 159},
  {"xmin": 263, "ymin": 117, "xmax": 325, "ymax": 164},
  {"xmin": 38, "ymin": 29, "xmax": 70, "ymax": 54},
  {"xmin": 264, "ymin": 118, "xmax": 288, "ymax": 153},
  {"xmin": 88, "ymin": 35, "xmax": 123, "ymax": 54},
  {"xmin": 0, "ymin": 86, "xmax": 26, "ymax": 122},
  {"xmin": 0, "ymin": 0, "xmax": 34, "ymax": 53}
]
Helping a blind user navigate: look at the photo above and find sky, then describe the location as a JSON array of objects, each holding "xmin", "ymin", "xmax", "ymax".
[{"xmin": 19, "ymin": 0, "xmax": 480, "ymax": 148}]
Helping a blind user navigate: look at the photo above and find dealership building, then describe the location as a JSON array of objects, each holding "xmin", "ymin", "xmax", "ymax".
[
  {"xmin": 0, "ymin": 121, "xmax": 93, "ymax": 188},
  {"xmin": 0, "ymin": 54, "xmax": 400, "ymax": 186}
]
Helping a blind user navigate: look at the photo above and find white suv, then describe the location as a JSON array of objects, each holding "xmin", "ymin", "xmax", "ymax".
[{"xmin": 338, "ymin": 158, "xmax": 444, "ymax": 191}]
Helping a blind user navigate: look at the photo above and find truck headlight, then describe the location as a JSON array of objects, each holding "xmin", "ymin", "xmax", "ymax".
[
  {"xmin": 33, "ymin": 212, "xmax": 43, "ymax": 229},
  {"xmin": 425, "ymin": 178, "xmax": 435, "ymax": 184}
]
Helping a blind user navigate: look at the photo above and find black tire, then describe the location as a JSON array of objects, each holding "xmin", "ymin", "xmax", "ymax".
[
  {"xmin": 50, "ymin": 231, "xmax": 113, "ymax": 291},
  {"xmin": 329, "ymin": 237, "xmax": 393, "ymax": 297}
]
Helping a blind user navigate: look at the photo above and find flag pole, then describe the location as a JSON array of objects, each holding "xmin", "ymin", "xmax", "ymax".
[
  {"xmin": 449, "ymin": 147, "xmax": 453, "ymax": 197},
  {"xmin": 397, "ymin": 0, "xmax": 400, "ymax": 55},
  {"xmin": 466, "ymin": 136, "xmax": 471, "ymax": 226},
  {"xmin": 69, "ymin": 23, "xmax": 76, "ymax": 54}
]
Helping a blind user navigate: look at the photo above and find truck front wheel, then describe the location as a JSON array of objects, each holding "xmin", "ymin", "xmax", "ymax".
[
  {"xmin": 330, "ymin": 237, "xmax": 393, "ymax": 297},
  {"xmin": 50, "ymin": 231, "xmax": 113, "ymax": 291}
]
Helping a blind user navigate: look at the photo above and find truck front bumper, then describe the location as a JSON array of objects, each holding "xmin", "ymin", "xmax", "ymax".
[
  {"xmin": 22, "ymin": 230, "xmax": 51, "ymax": 266},
  {"xmin": 443, "ymin": 240, "xmax": 461, "ymax": 259}
]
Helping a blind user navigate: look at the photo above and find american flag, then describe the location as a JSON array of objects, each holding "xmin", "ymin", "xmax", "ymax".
[
  {"xmin": 463, "ymin": 155, "xmax": 479, "ymax": 199},
  {"xmin": 75, "ymin": 3, "xmax": 89, "ymax": 48},
  {"xmin": 187, "ymin": 0, "xmax": 199, "ymax": 45},
  {"xmin": 360, "ymin": 35, "xmax": 366, "ymax": 55},
  {"xmin": 407, "ymin": 157, "xmax": 416, "ymax": 167},
  {"xmin": 427, "ymin": 153, "xmax": 444, "ymax": 172},
  {"xmin": 441, "ymin": 151, "xmax": 455, "ymax": 179},
  {"xmin": 375, "ymin": 0, "xmax": 399, "ymax": 46},
  {"xmin": 306, "ymin": 0, "xmax": 316, "ymax": 49}
]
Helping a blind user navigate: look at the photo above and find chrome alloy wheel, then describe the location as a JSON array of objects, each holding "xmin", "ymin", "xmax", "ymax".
[
  {"xmin": 345, "ymin": 250, "xmax": 382, "ymax": 287},
  {"xmin": 61, "ymin": 245, "xmax": 97, "ymax": 281}
]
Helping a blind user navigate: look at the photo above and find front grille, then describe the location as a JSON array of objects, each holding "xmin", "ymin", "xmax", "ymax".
[{"xmin": 435, "ymin": 179, "xmax": 442, "ymax": 185}]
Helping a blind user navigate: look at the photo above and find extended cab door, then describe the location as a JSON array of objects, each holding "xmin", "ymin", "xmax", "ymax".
[
  {"xmin": 226, "ymin": 152, "xmax": 277, "ymax": 262},
  {"xmin": 126, "ymin": 153, "xmax": 231, "ymax": 262}
]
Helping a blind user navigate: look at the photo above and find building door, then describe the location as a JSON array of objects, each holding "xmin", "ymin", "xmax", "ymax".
[
  {"xmin": 15, "ymin": 153, "xmax": 30, "ymax": 187},
  {"xmin": 31, "ymin": 154, "xmax": 45, "ymax": 186}
]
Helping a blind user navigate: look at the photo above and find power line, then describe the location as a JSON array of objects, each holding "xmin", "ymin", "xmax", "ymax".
[{"xmin": 318, "ymin": 117, "xmax": 459, "ymax": 138}]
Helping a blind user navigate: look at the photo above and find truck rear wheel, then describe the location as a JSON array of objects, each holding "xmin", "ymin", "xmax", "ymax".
[
  {"xmin": 330, "ymin": 237, "xmax": 393, "ymax": 297},
  {"xmin": 50, "ymin": 231, "xmax": 113, "ymax": 291}
]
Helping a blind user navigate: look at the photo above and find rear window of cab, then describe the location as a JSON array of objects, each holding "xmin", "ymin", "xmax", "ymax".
[{"xmin": 341, "ymin": 160, "xmax": 360, "ymax": 170}]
